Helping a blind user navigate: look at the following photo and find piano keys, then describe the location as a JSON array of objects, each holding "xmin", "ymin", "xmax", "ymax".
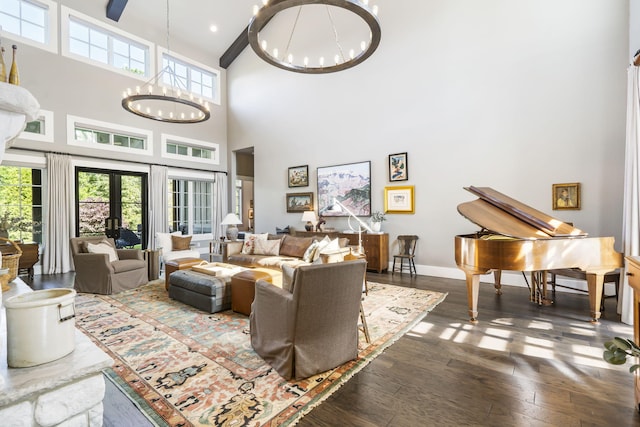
[{"xmin": 454, "ymin": 186, "xmax": 622, "ymax": 323}]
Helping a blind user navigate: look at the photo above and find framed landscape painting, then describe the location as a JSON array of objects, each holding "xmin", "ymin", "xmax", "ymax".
[
  {"xmin": 288, "ymin": 165, "xmax": 309, "ymax": 188},
  {"xmin": 286, "ymin": 192, "xmax": 314, "ymax": 213},
  {"xmin": 389, "ymin": 152, "xmax": 408, "ymax": 182},
  {"xmin": 317, "ymin": 161, "xmax": 371, "ymax": 216}
]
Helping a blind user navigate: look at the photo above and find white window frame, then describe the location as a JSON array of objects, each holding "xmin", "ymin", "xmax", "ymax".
[
  {"xmin": 167, "ymin": 168, "xmax": 218, "ymax": 242},
  {"xmin": 60, "ymin": 5, "xmax": 153, "ymax": 81},
  {"xmin": 0, "ymin": 0, "xmax": 58, "ymax": 53},
  {"xmin": 161, "ymin": 134, "xmax": 219, "ymax": 165},
  {"xmin": 18, "ymin": 108, "xmax": 54, "ymax": 142},
  {"xmin": 158, "ymin": 47, "xmax": 221, "ymax": 105},
  {"xmin": 67, "ymin": 115, "xmax": 153, "ymax": 156}
]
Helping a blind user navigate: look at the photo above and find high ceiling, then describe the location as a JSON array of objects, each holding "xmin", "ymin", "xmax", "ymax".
[{"xmin": 104, "ymin": 0, "xmax": 257, "ymax": 67}]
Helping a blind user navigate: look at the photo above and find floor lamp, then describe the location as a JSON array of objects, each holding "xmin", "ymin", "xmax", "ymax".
[{"xmin": 327, "ymin": 198, "xmax": 372, "ymax": 255}]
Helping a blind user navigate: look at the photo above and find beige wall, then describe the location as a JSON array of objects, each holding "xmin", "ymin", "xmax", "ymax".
[{"xmin": 227, "ymin": 0, "xmax": 630, "ymax": 283}]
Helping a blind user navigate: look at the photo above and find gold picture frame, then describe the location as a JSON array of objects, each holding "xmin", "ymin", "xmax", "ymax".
[
  {"xmin": 384, "ymin": 185, "xmax": 415, "ymax": 214},
  {"xmin": 552, "ymin": 182, "xmax": 581, "ymax": 210}
]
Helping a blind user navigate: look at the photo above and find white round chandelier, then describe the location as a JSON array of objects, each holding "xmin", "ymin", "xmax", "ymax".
[{"xmin": 248, "ymin": 0, "xmax": 381, "ymax": 74}]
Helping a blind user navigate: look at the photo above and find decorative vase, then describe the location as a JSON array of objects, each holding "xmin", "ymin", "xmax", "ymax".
[
  {"xmin": 371, "ymin": 221, "xmax": 382, "ymax": 232},
  {"xmin": 0, "ymin": 46, "xmax": 6, "ymax": 83},
  {"xmin": 9, "ymin": 44, "xmax": 19, "ymax": 86}
]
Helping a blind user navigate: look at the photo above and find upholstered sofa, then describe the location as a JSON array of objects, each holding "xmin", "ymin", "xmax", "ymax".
[
  {"xmin": 155, "ymin": 231, "xmax": 201, "ymax": 264},
  {"xmin": 226, "ymin": 233, "xmax": 350, "ymax": 271}
]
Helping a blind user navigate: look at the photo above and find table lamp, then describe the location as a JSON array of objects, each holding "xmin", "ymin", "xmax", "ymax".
[
  {"xmin": 301, "ymin": 211, "xmax": 317, "ymax": 232},
  {"xmin": 221, "ymin": 213, "xmax": 242, "ymax": 241}
]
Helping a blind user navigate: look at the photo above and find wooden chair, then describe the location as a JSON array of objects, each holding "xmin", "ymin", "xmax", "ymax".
[{"xmin": 392, "ymin": 235, "xmax": 418, "ymax": 276}]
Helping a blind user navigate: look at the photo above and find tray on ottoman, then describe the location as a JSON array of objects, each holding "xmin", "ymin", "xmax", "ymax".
[{"xmin": 169, "ymin": 270, "xmax": 234, "ymax": 313}]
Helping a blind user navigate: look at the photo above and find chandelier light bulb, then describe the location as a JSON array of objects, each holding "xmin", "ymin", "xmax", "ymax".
[
  {"xmin": 373, "ymin": 5, "xmax": 378, "ymax": 15},
  {"xmin": 360, "ymin": 41, "xmax": 366, "ymax": 51},
  {"xmin": 181, "ymin": 113, "xmax": 185, "ymax": 119},
  {"xmin": 177, "ymin": 90, "xmax": 182, "ymax": 97},
  {"xmin": 127, "ymin": 88, "xmax": 132, "ymax": 95},
  {"xmin": 261, "ymin": 39, "xmax": 267, "ymax": 50},
  {"xmin": 253, "ymin": 5, "xmax": 259, "ymax": 15},
  {"xmin": 169, "ymin": 112, "xmax": 174, "ymax": 119},
  {"xmin": 287, "ymin": 53, "xmax": 293, "ymax": 63},
  {"xmin": 319, "ymin": 56, "xmax": 325, "ymax": 67},
  {"xmin": 273, "ymin": 48, "xmax": 278, "ymax": 59},
  {"xmin": 136, "ymin": 104, "xmax": 141, "ymax": 111},
  {"xmin": 363, "ymin": 0, "xmax": 369, "ymax": 5},
  {"xmin": 334, "ymin": 54, "xmax": 340, "ymax": 64},
  {"xmin": 262, "ymin": 0, "xmax": 268, "ymax": 5},
  {"xmin": 122, "ymin": 91, "xmax": 127, "ymax": 98},
  {"xmin": 158, "ymin": 110, "xmax": 163, "ymax": 117},
  {"xmin": 349, "ymin": 49, "xmax": 355, "ymax": 59},
  {"xmin": 148, "ymin": 85, "xmax": 153, "ymax": 94},
  {"xmin": 146, "ymin": 107, "xmax": 151, "ymax": 114},
  {"xmin": 189, "ymin": 93, "xmax": 194, "ymax": 100},
  {"xmin": 135, "ymin": 86, "xmax": 140, "ymax": 94},
  {"xmin": 162, "ymin": 87, "xmax": 167, "ymax": 96},
  {"xmin": 304, "ymin": 56, "xmax": 309, "ymax": 67}
]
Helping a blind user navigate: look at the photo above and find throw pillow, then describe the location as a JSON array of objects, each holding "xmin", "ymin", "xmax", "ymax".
[
  {"xmin": 302, "ymin": 241, "xmax": 320, "ymax": 263},
  {"xmin": 155, "ymin": 231, "xmax": 181, "ymax": 251},
  {"xmin": 319, "ymin": 237, "xmax": 341, "ymax": 254},
  {"xmin": 254, "ymin": 238, "xmax": 280, "ymax": 256},
  {"xmin": 312, "ymin": 236, "xmax": 332, "ymax": 262},
  {"xmin": 171, "ymin": 235, "xmax": 192, "ymax": 251},
  {"xmin": 279, "ymin": 235, "xmax": 314, "ymax": 258},
  {"xmin": 86, "ymin": 241, "xmax": 119, "ymax": 263},
  {"xmin": 241, "ymin": 233, "xmax": 268, "ymax": 255}
]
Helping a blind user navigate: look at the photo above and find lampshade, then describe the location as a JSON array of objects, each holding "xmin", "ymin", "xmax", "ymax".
[
  {"xmin": 300, "ymin": 211, "xmax": 317, "ymax": 223},
  {"xmin": 221, "ymin": 213, "xmax": 242, "ymax": 225}
]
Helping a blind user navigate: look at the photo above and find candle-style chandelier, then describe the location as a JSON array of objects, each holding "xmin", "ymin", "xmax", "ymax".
[
  {"xmin": 121, "ymin": 0, "xmax": 210, "ymax": 124},
  {"xmin": 248, "ymin": 0, "xmax": 381, "ymax": 74}
]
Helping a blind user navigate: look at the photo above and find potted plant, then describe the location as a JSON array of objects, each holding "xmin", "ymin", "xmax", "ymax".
[{"xmin": 370, "ymin": 211, "xmax": 386, "ymax": 232}]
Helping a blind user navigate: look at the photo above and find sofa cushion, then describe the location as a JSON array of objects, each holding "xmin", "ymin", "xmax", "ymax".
[
  {"xmin": 171, "ymin": 235, "xmax": 192, "ymax": 251},
  {"xmin": 86, "ymin": 240, "xmax": 119, "ymax": 262},
  {"xmin": 242, "ymin": 233, "xmax": 268, "ymax": 254},
  {"xmin": 279, "ymin": 235, "xmax": 313, "ymax": 258},
  {"xmin": 254, "ymin": 238, "xmax": 280, "ymax": 256}
]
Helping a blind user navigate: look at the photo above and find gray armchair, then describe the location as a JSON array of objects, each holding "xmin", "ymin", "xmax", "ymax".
[
  {"xmin": 250, "ymin": 259, "xmax": 367, "ymax": 380},
  {"xmin": 70, "ymin": 236, "xmax": 148, "ymax": 294}
]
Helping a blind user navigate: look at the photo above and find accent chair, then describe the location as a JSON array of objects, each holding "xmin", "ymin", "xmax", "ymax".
[
  {"xmin": 250, "ymin": 259, "xmax": 367, "ymax": 380},
  {"xmin": 70, "ymin": 236, "xmax": 148, "ymax": 294}
]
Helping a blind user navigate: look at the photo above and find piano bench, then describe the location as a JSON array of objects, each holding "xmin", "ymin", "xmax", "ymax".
[{"xmin": 548, "ymin": 268, "xmax": 620, "ymax": 309}]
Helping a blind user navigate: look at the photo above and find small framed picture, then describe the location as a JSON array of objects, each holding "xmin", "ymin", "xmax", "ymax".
[
  {"xmin": 389, "ymin": 152, "xmax": 408, "ymax": 182},
  {"xmin": 552, "ymin": 183, "xmax": 581, "ymax": 210},
  {"xmin": 286, "ymin": 192, "xmax": 314, "ymax": 213},
  {"xmin": 288, "ymin": 165, "xmax": 309, "ymax": 187},
  {"xmin": 384, "ymin": 185, "xmax": 415, "ymax": 214}
]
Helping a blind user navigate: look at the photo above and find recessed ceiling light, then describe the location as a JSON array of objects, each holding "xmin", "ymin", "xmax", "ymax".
[{"xmin": 209, "ymin": 25, "xmax": 218, "ymax": 33}]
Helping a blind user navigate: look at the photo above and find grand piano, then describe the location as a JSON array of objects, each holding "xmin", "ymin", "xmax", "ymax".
[{"xmin": 454, "ymin": 186, "xmax": 622, "ymax": 323}]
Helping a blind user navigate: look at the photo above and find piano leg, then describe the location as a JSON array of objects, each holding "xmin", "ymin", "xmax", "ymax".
[
  {"xmin": 586, "ymin": 272, "xmax": 605, "ymax": 323},
  {"xmin": 465, "ymin": 272, "xmax": 481, "ymax": 323},
  {"xmin": 493, "ymin": 270, "xmax": 503, "ymax": 295}
]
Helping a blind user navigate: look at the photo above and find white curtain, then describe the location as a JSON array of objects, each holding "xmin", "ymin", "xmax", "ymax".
[
  {"xmin": 42, "ymin": 153, "xmax": 73, "ymax": 274},
  {"xmin": 212, "ymin": 172, "xmax": 228, "ymax": 251},
  {"xmin": 620, "ymin": 65, "xmax": 640, "ymax": 325},
  {"xmin": 148, "ymin": 165, "xmax": 168, "ymax": 249}
]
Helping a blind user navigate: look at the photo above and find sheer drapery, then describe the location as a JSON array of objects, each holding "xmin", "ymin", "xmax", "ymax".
[
  {"xmin": 148, "ymin": 165, "xmax": 168, "ymax": 249},
  {"xmin": 212, "ymin": 173, "xmax": 228, "ymax": 249},
  {"xmin": 619, "ymin": 66, "xmax": 640, "ymax": 325},
  {"xmin": 43, "ymin": 153, "xmax": 73, "ymax": 273}
]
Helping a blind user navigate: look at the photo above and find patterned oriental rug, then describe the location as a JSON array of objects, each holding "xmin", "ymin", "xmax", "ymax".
[{"xmin": 75, "ymin": 280, "xmax": 446, "ymax": 426}]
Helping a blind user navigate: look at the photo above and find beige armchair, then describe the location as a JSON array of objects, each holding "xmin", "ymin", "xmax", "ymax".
[
  {"xmin": 250, "ymin": 259, "xmax": 367, "ymax": 380},
  {"xmin": 70, "ymin": 236, "xmax": 148, "ymax": 294}
]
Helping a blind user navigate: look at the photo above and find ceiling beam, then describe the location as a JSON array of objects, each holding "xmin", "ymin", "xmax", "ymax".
[
  {"xmin": 220, "ymin": 25, "xmax": 249, "ymax": 69},
  {"xmin": 106, "ymin": 0, "xmax": 129, "ymax": 22}
]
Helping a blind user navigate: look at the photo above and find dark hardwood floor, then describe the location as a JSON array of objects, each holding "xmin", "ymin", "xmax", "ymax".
[{"xmin": 24, "ymin": 272, "xmax": 640, "ymax": 427}]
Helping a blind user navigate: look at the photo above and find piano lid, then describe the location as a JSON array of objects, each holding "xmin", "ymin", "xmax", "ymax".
[{"xmin": 458, "ymin": 186, "xmax": 587, "ymax": 240}]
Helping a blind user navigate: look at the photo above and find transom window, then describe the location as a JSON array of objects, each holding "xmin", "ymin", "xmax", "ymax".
[
  {"xmin": 61, "ymin": 6, "xmax": 151, "ymax": 79},
  {"xmin": 162, "ymin": 134, "xmax": 219, "ymax": 165},
  {"xmin": 68, "ymin": 17, "xmax": 147, "ymax": 75},
  {"xmin": 0, "ymin": 0, "xmax": 57, "ymax": 51},
  {"xmin": 161, "ymin": 50, "xmax": 219, "ymax": 104},
  {"xmin": 67, "ymin": 115, "xmax": 153, "ymax": 156}
]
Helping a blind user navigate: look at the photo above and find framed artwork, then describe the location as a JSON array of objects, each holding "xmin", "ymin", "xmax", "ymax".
[
  {"xmin": 389, "ymin": 152, "xmax": 408, "ymax": 182},
  {"xmin": 288, "ymin": 165, "xmax": 309, "ymax": 188},
  {"xmin": 286, "ymin": 192, "xmax": 314, "ymax": 213},
  {"xmin": 384, "ymin": 185, "xmax": 415, "ymax": 214},
  {"xmin": 552, "ymin": 183, "xmax": 581, "ymax": 210},
  {"xmin": 317, "ymin": 161, "xmax": 371, "ymax": 216}
]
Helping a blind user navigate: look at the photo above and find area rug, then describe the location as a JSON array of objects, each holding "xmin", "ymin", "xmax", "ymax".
[{"xmin": 75, "ymin": 280, "xmax": 446, "ymax": 426}]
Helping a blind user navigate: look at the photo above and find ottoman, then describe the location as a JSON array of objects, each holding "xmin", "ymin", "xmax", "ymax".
[
  {"xmin": 231, "ymin": 270, "xmax": 273, "ymax": 315},
  {"xmin": 164, "ymin": 257, "xmax": 202, "ymax": 290},
  {"xmin": 169, "ymin": 270, "xmax": 232, "ymax": 313}
]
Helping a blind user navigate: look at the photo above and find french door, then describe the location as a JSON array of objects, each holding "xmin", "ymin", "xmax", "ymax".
[{"xmin": 75, "ymin": 167, "xmax": 148, "ymax": 248}]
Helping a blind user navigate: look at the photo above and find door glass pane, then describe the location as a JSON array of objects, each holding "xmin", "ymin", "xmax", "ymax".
[
  {"xmin": 77, "ymin": 171, "xmax": 110, "ymax": 236},
  {"xmin": 120, "ymin": 175, "xmax": 142, "ymax": 248}
]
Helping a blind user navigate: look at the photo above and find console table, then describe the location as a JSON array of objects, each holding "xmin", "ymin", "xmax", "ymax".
[{"xmin": 292, "ymin": 231, "xmax": 389, "ymax": 273}]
